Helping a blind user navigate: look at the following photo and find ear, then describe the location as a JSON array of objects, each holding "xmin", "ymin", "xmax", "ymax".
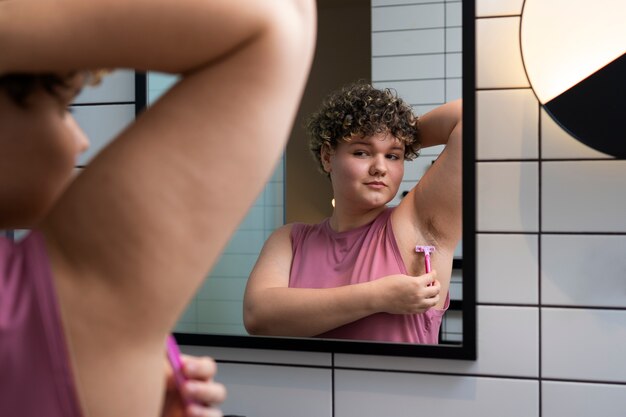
[{"xmin": 320, "ymin": 143, "xmax": 333, "ymax": 173}]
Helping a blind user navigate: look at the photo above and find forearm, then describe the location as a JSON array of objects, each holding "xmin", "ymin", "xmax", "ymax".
[
  {"xmin": 244, "ymin": 281, "xmax": 381, "ymax": 337},
  {"xmin": 417, "ymin": 99, "xmax": 462, "ymax": 149},
  {"xmin": 0, "ymin": 0, "xmax": 314, "ymax": 76}
]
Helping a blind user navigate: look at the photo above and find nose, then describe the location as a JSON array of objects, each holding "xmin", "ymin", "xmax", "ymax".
[
  {"xmin": 66, "ymin": 115, "xmax": 90, "ymax": 154},
  {"xmin": 369, "ymin": 154, "xmax": 387, "ymax": 176}
]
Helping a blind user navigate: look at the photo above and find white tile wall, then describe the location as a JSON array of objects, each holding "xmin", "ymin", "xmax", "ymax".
[
  {"xmin": 477, "ymin": 162, "xmax": 539, "ymax": 232},
  {"xmin": 374, "ymin": 79, "xmax": 446, "ymax": 104},
  {"xmin": 476, "ymin": 0, "xmax": 523, "ymax": 18},
  {"xmin": 477, "ymin": 89, "xmax": 539, "ymax": 160},
  {"xmin": 372, "ymin": 54, "xmax": 445, "ymax": 81},
  {"xmin": 542, "ymin": 308, "xmax": 626, "ymax": 382},
  {"xmin": 477, "ymin": 234, "xmax": 538, "ymax": 304},
  {"xmin": 181, "ymin": 344, "xmax": 332, "ymax": 367},
  {"xmin": 211, "ymin": 362, "xmax": 332, "ymax": 417},
  {"xmin": 335, "ymin": 306, "xmax": 539, "ymax": 378},
  {"xmin": 541, "ymin": 235, "xmax": 626, "ymax": 308},
  {"xmin": 335, "ymin": 370, "xmax": 538, "ymax": 417},
  {"xmin": 372, "ymin": 4, "xmax": 445, "ymax": 31},
  {"xmin": 542, "ymin": 161, "xmax": 626, "ymax": 232},
  {"xmin": 372, "ymin": 29, "xmax": 445, "ymax": 56},
  {"xmin": 476, "ymin": 17, "xmax": 529, "ymax": 89},
  {"xmin": 542, "ymin": 381, "xmax": 626, "ymax": 417},
  {"xmin": 74, "ymin": 70, "xmax": 135, "ymax": 104}
]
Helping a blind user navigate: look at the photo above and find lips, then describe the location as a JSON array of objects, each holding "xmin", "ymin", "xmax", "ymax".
[{"xmin": 365, "ymin": 181, "xmax": 386, "ymax": 188}]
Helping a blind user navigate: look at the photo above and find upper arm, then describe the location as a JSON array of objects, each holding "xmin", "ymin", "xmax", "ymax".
[
  {"xmin": 395, "ymin": 100, "xmax": 462, "ymax": 248},
  {"xmin": 26, "ymin": 0, "xmax": 316, "ymax": 340},
  {"xmin": 244, "ymin": 224, "xmax": 295, "ymax": 299}
]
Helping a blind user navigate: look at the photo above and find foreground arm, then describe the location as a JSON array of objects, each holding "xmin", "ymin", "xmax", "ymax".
[
  {"xmin": 1, "ymin": 1, "xmax": 316, "ymax": 416},
  {"xmin": 243, "ymin": 225, "xmax": 440, "ymax": 337}
]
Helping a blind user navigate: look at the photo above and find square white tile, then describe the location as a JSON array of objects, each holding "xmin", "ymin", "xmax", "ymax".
[
  {"xmin": 542, "ymin": 235, "xmax": 626, "ymax": 308},
  {"xmin": 542, "ymin": 308, "xmax": 626, "ymax": 382},
  {"xmin": 477, "ymin": 233, "xmax": 538, "ymax": 304},
  {"xmin": 543, "ymin": 380, "xmax": 626, "ymax": 417},
  {"xmin": 73, "ymin": 70, "xmax": 135, "ymax": 104},
  {"xmin": 542, "ymin": 161, "xmax": 626, "ymax": 232},
  {"xmin": 477, "ymin": 89, "xmax": 539, "ymax": 160},
  {"xmin": 208, "ymin": 362, "xmax": 332, "ymax": 417},
  {"xmin": 374, "ymin": 79, "xmax": 446, "ymax": 105},
  {"xmin": 373, "ymin": 0, "xmax": 443, "ymax": 5},
  {"xmin": 372, "ymin": 4, "xmax": 445, "ymax": 31},
  {"xmin": 373, "ymin": 29, "xmax": 445, "ymax": 56},
  {"xmin": 446, "ymin": 1, "xmax": 463, "ymax": 26},
  {"xmin": 335, "ymin": 370, "xmax": 538, "ymax": 417},
  {"xmin": 476, "ymin": 17, "xmax": 529, "ymax": 89},
  {"xmin": 372, "ymin": 54, "xmax": 445, "ymax": 82},
  {"xmin": 197, "ymin": 276, "xmax": 247, "ymax": 301},
  {"xmin": 476, "ymin": 0, "xmax": 524, "ymax": 17},
  {"xmin": 477, "ymin": 162, "xmax": 539, "ymax": 232}
]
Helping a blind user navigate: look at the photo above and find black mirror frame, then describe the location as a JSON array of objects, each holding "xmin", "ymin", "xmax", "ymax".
[{"xmin": 134, "ymin": 0, "xmax": 476, "ymax": 360}]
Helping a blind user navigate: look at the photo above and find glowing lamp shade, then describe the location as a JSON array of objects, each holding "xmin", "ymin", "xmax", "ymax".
[{"xmin": 521, "ymin": 0, "xmax": 626, "ymax": 158}]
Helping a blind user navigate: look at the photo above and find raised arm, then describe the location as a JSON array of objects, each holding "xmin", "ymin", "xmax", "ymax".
[
  {"xmin": 0, "ymin": 1, "xmax": 316, "ymax": 416},
  {"xmin": 243, "ymin": 225, "xmax": 440, "ymax": 337},
  {"xmin": 395, "ymin": 100, "xmax": 463, "ymax": 249}
]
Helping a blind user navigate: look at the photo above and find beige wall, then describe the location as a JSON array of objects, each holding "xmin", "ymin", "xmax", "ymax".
[{"xmin": 285, "ymin": 1, "xmax": 371, "ymax": 224}]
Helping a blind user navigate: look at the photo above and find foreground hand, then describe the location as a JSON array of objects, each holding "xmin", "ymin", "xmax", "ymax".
[
  {"xmin": 162, "ymin": 354, "xmax": 227, "ymax": 417},
  {"xmin": 375, "ymin": 271, "xmax": 440, "ymax": 315}
]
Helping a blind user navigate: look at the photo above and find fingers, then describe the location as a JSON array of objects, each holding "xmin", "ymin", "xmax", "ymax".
[
  {"xmin": 180, "ymin": 355, "xmax": 227, "ymax": 407},
  {"xmin": 183, "ymin": 379, "xmax": 227, "ymax": 407},
  {"xmin": 181, "ymin": 355, "xmax": 217, "ymax": 380},
  {"xmin": 186, "ymin": 402, "xmax": 225, "ymax": 417}
]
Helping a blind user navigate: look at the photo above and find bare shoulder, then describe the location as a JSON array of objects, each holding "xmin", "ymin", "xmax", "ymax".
[{"xmin": 257, "ymin": 223, "xmax": 295, "ymax": 258}]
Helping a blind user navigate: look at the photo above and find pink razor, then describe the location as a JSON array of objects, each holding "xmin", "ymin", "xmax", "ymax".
[
  {"xmin": 166, "ymin": 335, "xmax": 188, "ymax": 401},
  {"xmin": 415, "ymin": 245, "xmax": 435, "ymax": 273}
]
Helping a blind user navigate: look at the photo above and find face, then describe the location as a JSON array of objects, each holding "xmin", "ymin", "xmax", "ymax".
[
  {"xmin": 0, "ymin": 75, "xmax": 89, "ymax": 228},
  {"xmin": 322, "ymin": 132, "xmax": 405, "ymax": 212}
]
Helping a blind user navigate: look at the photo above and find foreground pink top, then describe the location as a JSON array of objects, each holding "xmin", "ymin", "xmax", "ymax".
[
  {"xmin": 0, "ymin": 231, "xmax": 82, "ymax": 417},
  {"xmin": 290, "ymin": 207, "xmax": 449, "ymax": 344}
]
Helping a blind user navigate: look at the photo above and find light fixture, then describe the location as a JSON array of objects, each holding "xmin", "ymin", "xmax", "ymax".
[{"xmin": 520, "ymin": 0, "xmax": 626, "ymax": 158}]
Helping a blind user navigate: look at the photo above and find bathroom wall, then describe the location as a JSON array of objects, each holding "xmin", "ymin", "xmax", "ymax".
[{"xmin": 69, "ymin": 0, "xmax": 626, "ymax": 416}]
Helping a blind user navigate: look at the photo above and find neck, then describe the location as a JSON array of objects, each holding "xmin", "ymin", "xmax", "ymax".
[{"xmin": 328, "ymin": 205, "xmax": 388, "ymax": 232}]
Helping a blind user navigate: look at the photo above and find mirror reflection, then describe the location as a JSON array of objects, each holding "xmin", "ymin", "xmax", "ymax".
[{"xmin": 147, "ymin": 0, "xmax": 464, "ymax": 347}]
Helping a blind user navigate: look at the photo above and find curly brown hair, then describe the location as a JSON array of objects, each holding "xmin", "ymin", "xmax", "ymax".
[
  {"xmin": 0, "ymin": 70, "xmax": 108, "ymax": 107},
  {"xmin": 305, "ymin": 82, "xmax": 420, "ymax": 175}
]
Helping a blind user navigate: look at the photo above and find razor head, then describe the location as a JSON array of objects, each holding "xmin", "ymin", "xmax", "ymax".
[{"xmin": 415, "ymin": 245, "xmax": 435, "ymax": 254}]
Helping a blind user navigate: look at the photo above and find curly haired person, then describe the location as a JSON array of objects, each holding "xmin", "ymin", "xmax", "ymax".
[
  {"xmin": 0, "ymin": 1, "xmax": 316, "ymax": 416},
  {"xmin": 244, "ymin": 82, "xmax": 461, "ymax": 343}
]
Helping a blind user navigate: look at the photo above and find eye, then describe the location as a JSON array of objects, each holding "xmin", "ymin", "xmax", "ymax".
[
  {"xmin": 386, "ymin": 154, "xmax": 401, "ymax": 160},
  {"xmin": 353, "ymin": 150, "xmax": 368, "ymax": 157}
]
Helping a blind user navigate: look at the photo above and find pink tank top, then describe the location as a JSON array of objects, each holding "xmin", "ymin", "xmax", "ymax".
[
  {"xmin": 0, "ymin": 231, "xmax": 83, "ymax": 417},
  {"xmin": 290, "ymin": 207, "xmax": 449, "ymax": 344}
]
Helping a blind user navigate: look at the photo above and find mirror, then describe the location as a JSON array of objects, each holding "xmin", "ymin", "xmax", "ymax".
[{"xmin": 138, "ymin": 0, "xmax": 475, "ymax": 359}]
